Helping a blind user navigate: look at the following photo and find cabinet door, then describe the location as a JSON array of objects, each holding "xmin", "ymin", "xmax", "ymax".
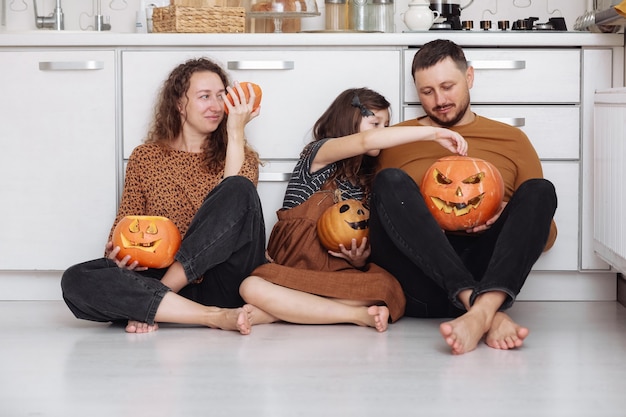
[
  {"xmin": 122, "ymin": 49, "xmax": 402, "ymax": 159},
  {"xmin": 0, "ymin": 51, "xmax": 117, "ymax": 270},
  {"xmin": 532, "ymin": 162, "xmax": 579, "ymax": 271}
]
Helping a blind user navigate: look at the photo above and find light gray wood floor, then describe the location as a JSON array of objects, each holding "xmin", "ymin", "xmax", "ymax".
[{"xmin": 2, "ymin": 300, "xmax": 626, "ymax": 416}]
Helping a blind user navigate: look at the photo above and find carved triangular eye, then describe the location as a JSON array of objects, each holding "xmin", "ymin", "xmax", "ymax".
[
  {"xmin": 146, "ymin": 222, "xmax": 158, "ymax": 234},
  {"xmin": 462, "ymin": 172, "xmax": 485, "ymax": 184},
  {"xmin": 128, "ymin": 218, "xmax": 140, "ymax": 233},
  {"xmin": 435, "ymin": 169, "xmax": 452, "ymax": 185}
]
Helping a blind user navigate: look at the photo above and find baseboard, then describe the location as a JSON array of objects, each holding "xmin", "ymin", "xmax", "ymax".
[{"xmin": 0, "ymin": 270, "xmax": 618, "ymax": 302}]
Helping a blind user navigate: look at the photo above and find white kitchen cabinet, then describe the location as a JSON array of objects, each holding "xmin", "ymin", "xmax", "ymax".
[
  {"xmin": 122, "ymin": 49, "xmax": 401, "ymax": 160},
  {"xmin": 0, "ymin": 51, "xmax": 117, "ymax": 270},
  {"xmin": 121, "ymin": 48, "xmax": 402, "ymax": 236}
]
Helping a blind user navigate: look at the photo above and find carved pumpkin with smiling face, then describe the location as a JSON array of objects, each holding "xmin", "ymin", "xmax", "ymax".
[
  {"xmin": 317, "ymin": 199, "xmax": 370, "ymax": 252},
  {"xmin": 112, "ymin": 216, "xmax": 182, "ymax": 268},
  {"xmin": 421, "ymin": 156, "xmax": 504, "ymax": 231}
]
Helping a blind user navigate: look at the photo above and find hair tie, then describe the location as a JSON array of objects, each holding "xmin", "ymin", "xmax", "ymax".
[{"xmin": 351, "ymin": 94, "xmax": 375, "ymax": 117}]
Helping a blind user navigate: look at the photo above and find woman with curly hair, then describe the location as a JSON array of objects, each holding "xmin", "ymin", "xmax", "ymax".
[{"xmin": 61, "ymin": 58, "xmax": 266, "ymax": 334}]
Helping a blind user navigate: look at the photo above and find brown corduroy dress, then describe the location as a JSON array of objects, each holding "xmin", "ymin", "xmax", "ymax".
[{"xmin": 251, "ymin": 190, "xmax": 406, "ymax": 322}]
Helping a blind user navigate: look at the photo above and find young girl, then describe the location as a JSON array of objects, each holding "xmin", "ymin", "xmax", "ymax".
[
  {"xmin": 239, "ymin": 87, "xmax": 467, "ymax": 332},
  {"xmin": 61, "ymin": 58, "xmax": 266, "ymax": 334}
]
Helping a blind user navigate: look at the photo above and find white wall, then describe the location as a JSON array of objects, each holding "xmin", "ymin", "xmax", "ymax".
[{"xmin": 2, "ymin": 0, "xmax": 591, "ymax": 33}]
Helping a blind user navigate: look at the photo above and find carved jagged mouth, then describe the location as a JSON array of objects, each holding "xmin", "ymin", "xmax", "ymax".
[
  {"xmin": 429, "ymin": 194, "xmax": 484, "ymax": 217},
  {"xmin": 120, "ymin": 234, "xmax": 162, "ymax": 253},
  {"xmin": 345, "ymin": 219, "xmax": 369, "ymax": 230}
]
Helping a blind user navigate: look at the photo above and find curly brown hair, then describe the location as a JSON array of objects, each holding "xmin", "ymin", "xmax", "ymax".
[
  {"xmin": 145, "ymin": 57, "xmax": 260, "ymax": 172},
  {"xmin": 310, "ymin": 87, "xmax": 390, "ymax": 197}
]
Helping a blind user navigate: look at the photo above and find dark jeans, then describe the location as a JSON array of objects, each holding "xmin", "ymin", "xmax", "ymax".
[
  {"xmin": 369, "ymin": 168, "xmax": 557, "ymax": 318},
  {"xmin": 61, "ymin": 176, "xmax": 267, "ymax": 324}
]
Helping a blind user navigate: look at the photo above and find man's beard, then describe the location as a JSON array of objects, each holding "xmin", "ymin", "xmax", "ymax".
[{"xmin": 425, "ymin": 98, "xmax": 470, "ymax": 128}]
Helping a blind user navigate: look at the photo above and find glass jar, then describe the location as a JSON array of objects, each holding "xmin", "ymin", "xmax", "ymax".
[
  {"xmin": 348, "ymin": 0, "xmax": 369, "ymax": 31},
  {"xmin": 369, "ymin": 0, "xmax": 394, "ymax": 32},
  {"xmin": 325, "ymin": 0, "xmax": 347, "ymax": 30}
]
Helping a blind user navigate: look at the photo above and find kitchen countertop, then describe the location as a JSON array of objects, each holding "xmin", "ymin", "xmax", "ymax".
[{"xmin": 0, "ymin": 31, "xmax": 624, "ymax": 48}]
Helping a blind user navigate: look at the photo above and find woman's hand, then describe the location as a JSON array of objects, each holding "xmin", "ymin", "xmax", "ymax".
[
  {"xmin": 105, "ymin": 241, "xmax": 148, "ymax": 271},
  {"xmin": 328, "ymin": 237, "xmax": 371, "ymax": 269},
  {"xmin": 223, "ymin": 82, "xmax": 260, "ymax": 128},
  {"xmin": 434, "ymin": 128, "xmax": 468, "ymax": 156}
]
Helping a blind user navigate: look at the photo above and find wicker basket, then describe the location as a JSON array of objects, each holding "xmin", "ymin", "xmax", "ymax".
[{"xmin": 152, "ymin": 5, "xmax": 246, "ymax": 33}]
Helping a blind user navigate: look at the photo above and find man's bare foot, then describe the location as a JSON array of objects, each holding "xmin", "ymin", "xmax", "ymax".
[
  {"xmin": 439, "ymin": 310, "xmax": 490, "ymax": 355},
  {"xmin": 365, "ymin": 305, "xmax": 390, "ymax": 332},
  {"xmin": 125, "ymin": 320, "xmax": 159, "ymax": 333},
  {"xmin": 485, "ymin": 312, "xmax": 529, "ymax": 350}
]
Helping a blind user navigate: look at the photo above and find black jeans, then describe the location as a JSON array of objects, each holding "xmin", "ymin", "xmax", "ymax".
[
  {"xmin": 61, "ymin": 176, "xmax": 267, "ymax": 324},
  {"xmin": 369, "ymin": 168, "xmax": 557, "ymax": 318}
]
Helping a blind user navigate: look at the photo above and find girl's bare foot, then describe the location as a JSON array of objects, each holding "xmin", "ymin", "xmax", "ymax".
[
  {"xmin": 365, "ymin": 305, "xmax": 390, "ymax": 332},
  {"xmin": 439, "ymin": 310, "xmax": 490, "ymax": 355},
  {"xmin": 125, "ymin": 320, "xmax": 159, "ymax": 333},
  {"xmin": 485, "ymin": 312, "xmax": 529, "ymax": 350},
  {"xmin": 243, "ymin": 304, "xmax": 279, "ymax": 325}
]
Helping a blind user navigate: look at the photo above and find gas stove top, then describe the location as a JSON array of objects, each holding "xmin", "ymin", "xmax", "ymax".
[{"xmin": 431, "ymin": 16, "xmax": 568, "ymax": 31}]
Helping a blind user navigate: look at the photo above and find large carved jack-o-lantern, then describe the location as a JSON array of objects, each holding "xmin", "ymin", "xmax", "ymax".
[
  {"xmin": 421, "ymin": 156, "xmax": 504, "ymax": 231},
  {"xmin": 317, "ymin": 197, "xmax": 370, "ymax": 252},
  {"xmin": 112, "ymin": 216, "xmax": 182, "ymax": 268}
]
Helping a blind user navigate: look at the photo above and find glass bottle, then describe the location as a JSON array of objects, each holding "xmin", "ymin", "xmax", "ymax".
[
  {"xmin": 325, "ymin": 0, "xmax": 347, "ymax": 30},
  {"xmin": 370, "ymin": 0, "xmax": 394, "ymax": 32}
]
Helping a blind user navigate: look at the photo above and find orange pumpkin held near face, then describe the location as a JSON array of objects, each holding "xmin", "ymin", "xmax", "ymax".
[
  {"xmin": 223, "ymin": 82, "xmax": 262, "ymax": 114},
  {"xmin": 317, "ymin": 199, "xmax": 370, "ymax": 252},
  {"xmin": 421, "ymin": 156, "xmax": 504, "ymax": 231},
  {"xmin": 112, "ymin": 216, "xmax": 182, "ymax": 269}
]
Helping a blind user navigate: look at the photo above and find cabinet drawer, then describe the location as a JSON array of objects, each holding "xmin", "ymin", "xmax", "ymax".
[
  {"xmin": 123, "ymin": 49, "xmax": 401, "ymax": 160},
  {"xmin": 403, "ymin": 48, "xmax": 581, "ymax": 104},
  {"xmin": 403, "ymin": 105, "xmax": 579, "ymax": 160}
]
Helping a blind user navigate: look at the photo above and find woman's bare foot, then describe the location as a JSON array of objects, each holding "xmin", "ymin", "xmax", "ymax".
[
  {"xmin": 485, "ymin": 312, "xmax": 529, "ymax": 350},
  {"xmin": 125, "ymin": 320, "xmax": 159, "ymax": 333},
  {"xmin": 367, "ymin": 305, "xmax": 390, "ymax": 332},
  {"xmin": 439, "ymin": 309, "xmax": 491, "ymax": 355},
  {"xmin": 206, "ymin": 307, "xmax": 253, "ymax": 335}
]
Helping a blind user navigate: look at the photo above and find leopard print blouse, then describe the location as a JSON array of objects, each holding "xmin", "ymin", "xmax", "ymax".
[{"xmin": 108, "ymin": 143, "xmax": 259, "ymax": 240}]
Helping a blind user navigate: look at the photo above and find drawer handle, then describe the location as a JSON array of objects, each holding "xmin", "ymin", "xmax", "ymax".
[
  {"xmin": 467, "ymin": 60, "xmax": 526, "ymax": 70},
  {"xmin": 259, "ymin": 172, "xmax": 291, "ymax": 182},
  {"xmin": 492, "ymin": 117, "xmax": 526, "ymax": 127},
  {"xmin": 227, "ymin": 61, "xmax": 295, "ymax": 70},
  {"xmin": 39, "ymin": 61, "xmax": 105, "ymax": 71}
]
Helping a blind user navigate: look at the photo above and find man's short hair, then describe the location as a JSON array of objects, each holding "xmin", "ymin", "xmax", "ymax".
[{"xmin": 411, "ymin": 39, "xmax": 468, "ymax": 80}]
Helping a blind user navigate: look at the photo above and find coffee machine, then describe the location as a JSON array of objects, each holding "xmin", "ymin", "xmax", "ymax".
[{"xmin": 429, "ymin": 0, "xmax": 473, "ymax": 30}]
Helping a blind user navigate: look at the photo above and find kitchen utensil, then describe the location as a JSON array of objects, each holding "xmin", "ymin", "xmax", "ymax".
[{"xmin": 403, "ymin": 0, "xmax": 439, "ymax": 31}]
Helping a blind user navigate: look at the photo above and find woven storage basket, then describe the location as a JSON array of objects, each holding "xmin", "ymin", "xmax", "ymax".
[{"xmin": 152, "ymin": 5, "xmax": 246, "ymax": 33}]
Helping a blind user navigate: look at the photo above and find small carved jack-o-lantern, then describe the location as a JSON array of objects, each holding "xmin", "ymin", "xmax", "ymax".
[
  {"xmin": 112, "ymin": 215, "xmax": 182, "ymax": 268},
  {"xmin": 421, "ymin": 156, "xmax": 504, "ymax": 231},
  {"xmin": 317, "ymin": 198, "xmax": 370, "ymax": 252}
]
